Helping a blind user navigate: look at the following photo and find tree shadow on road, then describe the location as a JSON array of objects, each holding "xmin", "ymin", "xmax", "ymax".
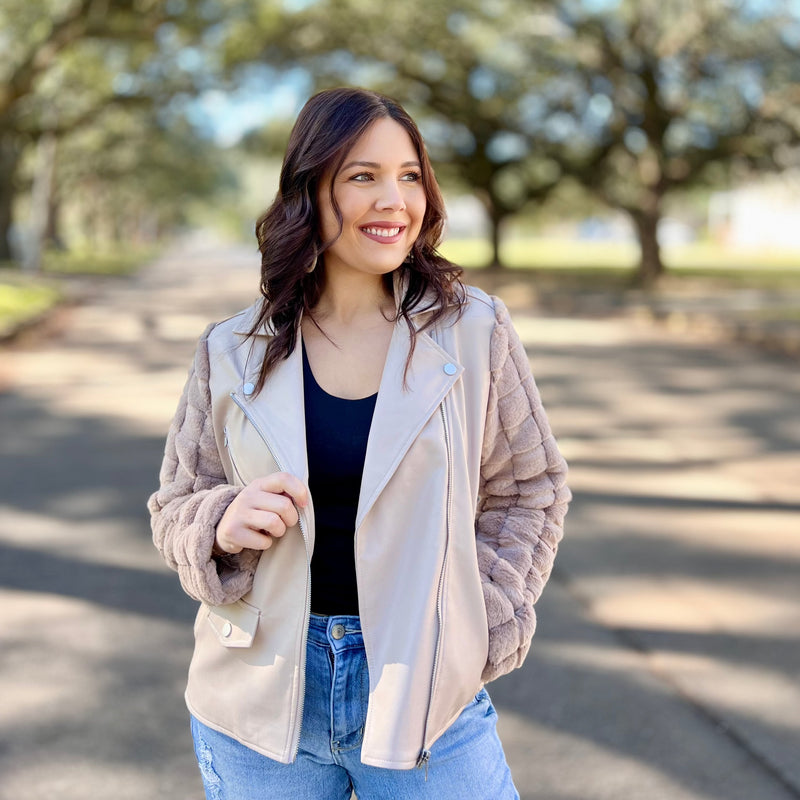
[
  {"xmin": 0, "ymin": 390, "xmax": 167, "ymax": 526},
  {"xmin": 1, "ymin": 307, "xmax": 798, "ymax": 799},
  {"xmin": 525, "ymin": 335, "xmax": 800, "ymax": 463},
  {"xmin": 0, "ymin": 541, "xmax": 196, "ymax": 624},
  {"xmin": 490, "ymin": 581, "xmax": 799, "ymax": 800}
]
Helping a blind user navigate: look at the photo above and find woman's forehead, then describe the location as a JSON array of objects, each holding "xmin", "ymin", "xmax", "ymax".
[{"xmin": 343, "ymin": 118, "xmax": 419, "ymax": 164}]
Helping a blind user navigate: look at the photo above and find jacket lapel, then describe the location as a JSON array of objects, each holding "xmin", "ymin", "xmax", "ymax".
[
  {"xmin": 355, "ymin": 319, "xmax": 462, "ymax": 531},
  {"xmin": 234, "ymin": 336, "xmax": 309, "ymax": 485},
  {"xmin": 233, "ymin": 298, "xmax": 463, "ymax": 532}
]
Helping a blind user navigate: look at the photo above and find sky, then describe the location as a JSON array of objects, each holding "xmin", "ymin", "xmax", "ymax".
[{"xmin": 184, "ymin": 67, "xmax": 311, "ymax": 147}]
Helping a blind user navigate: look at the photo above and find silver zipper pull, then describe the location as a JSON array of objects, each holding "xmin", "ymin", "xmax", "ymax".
[{"xmin": 416, "ymin": 749, "xmax": 431, "ymax": 780}]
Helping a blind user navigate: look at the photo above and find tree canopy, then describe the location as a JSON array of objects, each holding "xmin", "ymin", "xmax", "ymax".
[
  {"xmin": 3, "ymin": 0, "xmax": 799, "ymax": 282},
  {"xmin": 219, "ymin": 0, "xmax": 800, "ymax": 282},
  {"xmin": 0, "ymin": 0, "xmax": 225, "ymax": 262}
]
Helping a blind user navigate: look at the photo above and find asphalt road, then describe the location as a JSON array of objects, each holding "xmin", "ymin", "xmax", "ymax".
[{"xmin": 1, "ymin": 233, "xmax": 798, "ymax": 800}]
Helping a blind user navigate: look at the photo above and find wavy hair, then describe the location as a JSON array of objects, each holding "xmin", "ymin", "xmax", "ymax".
[{"xmin": 248, "ymin": 86, "xmax": 465, "ymax": 392}]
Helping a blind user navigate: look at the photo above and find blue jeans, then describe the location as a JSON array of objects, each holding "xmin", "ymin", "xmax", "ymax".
[{"xmin": 190, "ymin": 613, "xmax": 519, "ymax": 799}]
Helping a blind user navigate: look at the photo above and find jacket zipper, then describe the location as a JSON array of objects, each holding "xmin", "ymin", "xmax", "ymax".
[
  {"xmin": 223, "ymin": 426, "xmax": 246, "ymax": 485},
  {"xmin": 230, "ymin": 391, "xmax": 312, "ymax": 761},
  {"xmin": 416, "ymin": 399, "xmax": 454, "ymax": 777}
]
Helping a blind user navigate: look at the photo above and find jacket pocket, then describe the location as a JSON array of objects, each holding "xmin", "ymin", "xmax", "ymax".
[{"xmin": 205, "ymin": 598, "xmax": 260, "ymax": 648}]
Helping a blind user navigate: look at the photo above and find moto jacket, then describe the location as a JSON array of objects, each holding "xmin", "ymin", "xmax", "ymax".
[{"xmin": 148, "ymin": 283, "xmax": 570, "ymax": 770}]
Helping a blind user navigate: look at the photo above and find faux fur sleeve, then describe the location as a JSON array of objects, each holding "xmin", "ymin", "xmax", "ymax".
[
  {"xmin": 476, "ymin": 296, "xmax": 571, "ymax": 683},
  {"xmin": 147, "ymin": 325, "xmax": 260, "ymax": 605}
]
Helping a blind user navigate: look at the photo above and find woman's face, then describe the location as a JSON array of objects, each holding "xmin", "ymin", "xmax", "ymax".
[{"xmin": 317, "ymin": 117, "xmax": 427, "ymax": 280}]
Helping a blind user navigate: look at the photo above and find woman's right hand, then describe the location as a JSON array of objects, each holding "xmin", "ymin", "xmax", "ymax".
[{"xmin": 214, "ymin": 472, "xmax": 309, "ymax": 555}]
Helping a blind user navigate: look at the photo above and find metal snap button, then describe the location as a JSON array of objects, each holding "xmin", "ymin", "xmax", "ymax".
[
  {"xmin": 243, "ymin": 381, "xmax": 255, "ymax": 396},
  {"xmin": 331, "ymin": 624, "xmax": 346, "ymax": 640},
  {"xmin": 222, "ymin": 621, "xmax": 233, "ymax": 638},
  {"xmin": 443, "ymin": 363, "xmax": 457, "ymax": 375}
]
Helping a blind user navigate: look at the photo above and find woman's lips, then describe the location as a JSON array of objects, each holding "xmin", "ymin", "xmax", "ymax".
[{"xmin": 359, "ymin": 224, "xmax": 406, "ymax": 244}]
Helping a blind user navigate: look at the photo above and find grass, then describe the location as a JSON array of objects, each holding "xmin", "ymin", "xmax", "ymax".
[
  {"xmin": 441, "ymin": 238, "xmax": 639, "ymax": 271},
  {"xmin": 0, "ymin": 245, "xmax": 158, "ymax": 338},
  {"xmin": 0, "ymin": 278, "xmax": 61, "ymax": 338},
  {"xmin": 41, "ymin": 247, "xmax": 158, "ymax": 276},
  {"xmin": 440, "ymin": 238, "xmax": 800, "ymax": 357},
  {"xmin": 440, "ymin": 237, "xmax": 800, "ymax": 288}
]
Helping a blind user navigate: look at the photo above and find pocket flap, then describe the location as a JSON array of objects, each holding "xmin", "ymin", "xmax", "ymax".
[{"xmin": 206, "ymin": 600, "xmax": 260, "ymax": 648}]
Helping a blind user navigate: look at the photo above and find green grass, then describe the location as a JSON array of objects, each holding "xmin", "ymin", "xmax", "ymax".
[
  {"xmin": 440, "ymin": 238, "xmax": 640, "ymax": 270},
  {"xmin": 0, "ymin": 279, "xmax": 61, "ymax": 337},
  {"xmin": 439, "ymin": 237, "xmax": 800, "ymax": 288},
  {"xmin": 0, "ymin": 245, "xmax": 157, "ymax": 337},
  {"xmin": 41, "ymin": 247, "xmax": 157, "ymax": 276}
]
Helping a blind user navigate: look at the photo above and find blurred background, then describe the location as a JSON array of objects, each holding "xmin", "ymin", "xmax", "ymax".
[
  {"xmin": 1, "ymin": 1, "xmax": 799, "ymax": 799},
  {"xmin": 3, "ymin": 0, "xmax": 800, "ymax": 291}
]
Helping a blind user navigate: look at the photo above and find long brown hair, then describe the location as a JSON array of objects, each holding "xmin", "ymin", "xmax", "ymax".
[{"xmin": 249, "ymin": 86, "xmax": 465, "ymax": 392}]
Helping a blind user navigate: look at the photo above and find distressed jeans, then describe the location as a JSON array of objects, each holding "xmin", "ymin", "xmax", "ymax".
[{"xmin": 190, "ymin": 613, "xmax": 519, "ymax": 800}]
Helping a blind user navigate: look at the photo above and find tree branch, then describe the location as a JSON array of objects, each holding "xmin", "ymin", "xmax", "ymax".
[{"xmin": 0, "ymin": 0, "xmax": 96, "ymax": 118}]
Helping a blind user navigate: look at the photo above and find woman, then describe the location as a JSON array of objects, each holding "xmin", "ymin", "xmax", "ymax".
[{"xmin": 149, "ymin": 87, "xmax": 570, "ymax": 799}]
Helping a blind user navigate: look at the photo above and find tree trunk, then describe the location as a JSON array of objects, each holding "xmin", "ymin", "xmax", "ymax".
[
  {"xmin": 0, "ymin": 134, "xmax": 20, "ymax": 261},
  {"xmin": 476, "ymin": 194, "xmax": 507, "ymax": 270},
  {"xmin": 0, "ymin": 182, "xmax": 12, "ymax": 262},
  {"xmin": 26, "ymin": 132, "xmax": 58, "ymax": 272},
  {"xmin": 630, "ymin": 206, "xmax": 665, "ymax": 286},
  {"xmin": 45, "ymin": 193, "xmax": 66, "ymax": 250},
  {"xmin": 488, "ymin": 209, "xmax": 503, "ymax": 269}
]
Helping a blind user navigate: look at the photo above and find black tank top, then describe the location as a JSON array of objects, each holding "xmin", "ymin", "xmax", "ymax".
[{"xmin": 302, "ymin": 341, "xmax": 377, "ymax": 615}]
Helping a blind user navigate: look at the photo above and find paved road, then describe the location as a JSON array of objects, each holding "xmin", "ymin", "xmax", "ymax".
[{"xmin": 1, "ymin": 234, "xmax": 798, "ymax": 800}]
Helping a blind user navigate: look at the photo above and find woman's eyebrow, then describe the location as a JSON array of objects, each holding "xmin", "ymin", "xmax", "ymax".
[{"xmin": 341, "ymin": 160, "xmax": 421, "ymax": 169}]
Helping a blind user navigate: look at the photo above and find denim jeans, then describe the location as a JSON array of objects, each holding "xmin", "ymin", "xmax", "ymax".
[{"xmin": 190, "ymin": 613, "xmax": 519, "ymax": 799}]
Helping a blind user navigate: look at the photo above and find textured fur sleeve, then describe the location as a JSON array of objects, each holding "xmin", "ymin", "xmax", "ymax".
[
  {"xmin": 476, "ymin": 296, "xmax": 571, "ymax": 683},
  {"xmin": 147, "ymin": 325, "xmax": 260, "ymax": 605}
]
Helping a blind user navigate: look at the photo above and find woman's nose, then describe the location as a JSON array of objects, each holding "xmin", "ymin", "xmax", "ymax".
[{"xmin": 375, "ymin": 180, "xmax": 406, "ymax": 211}]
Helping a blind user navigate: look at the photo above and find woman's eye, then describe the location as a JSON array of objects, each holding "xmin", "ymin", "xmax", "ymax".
[{"xmin": 347, "ymin": 171, "xmax": 421, "ymax": 183}]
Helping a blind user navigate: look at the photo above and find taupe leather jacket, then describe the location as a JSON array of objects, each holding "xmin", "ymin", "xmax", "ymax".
[{"xmin": 149, "ymin": 285, "xmax": 570, "ymax": 769}]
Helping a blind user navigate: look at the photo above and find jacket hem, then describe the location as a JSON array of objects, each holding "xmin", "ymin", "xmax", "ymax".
[
  {"xmin": 358, "ymin": 754, "xmax": 422, "ymax": 770},
  {"xmin": 359, "ymin": 683, "xmax": 485, "ymax": 771},
  {"xmin": 185, "ymin": 693, "xmax": 294, "ymax": 765}
]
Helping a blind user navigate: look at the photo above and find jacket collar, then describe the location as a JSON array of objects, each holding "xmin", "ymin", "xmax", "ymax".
[{"xmin": 229, "ymin": 269, "xmax": 463, "ymax": 529}]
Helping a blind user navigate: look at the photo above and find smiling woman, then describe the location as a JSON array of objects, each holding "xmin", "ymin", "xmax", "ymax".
[
  {"xmin": 317, "ymin": 117, "xmax": 426, "ymax": 280},
  {"xmin": 248, "ymin": 87, "xmax": 459, "ymax": 398},
  {"xmin": 148, "ymin": 86, "xmax": 570, "ymax": 800}
]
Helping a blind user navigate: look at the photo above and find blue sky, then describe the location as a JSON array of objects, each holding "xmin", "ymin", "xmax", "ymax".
[{"xmin": 186, "ymin": 68, "xmax": 311, "ymax": 146}]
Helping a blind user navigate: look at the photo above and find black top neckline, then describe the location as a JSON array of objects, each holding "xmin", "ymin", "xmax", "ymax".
[
  {"xmin": 301, "ymin": 340, "xmax": 378, "ymax": 403},
  {"xmin": 302, "ymin": 338, "xmax": 377, "ymax": 616}
]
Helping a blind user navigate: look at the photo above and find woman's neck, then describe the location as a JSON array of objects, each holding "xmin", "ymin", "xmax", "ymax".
[{"xmin": 314, "ymin": 268, "xmax": 395, "ymax": 326}]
